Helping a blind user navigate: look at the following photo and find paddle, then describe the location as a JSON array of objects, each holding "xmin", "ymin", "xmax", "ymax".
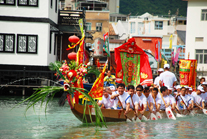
[
  {"xmin": 158, "ymin": 89, "xmax": 176, "ymax": 120},
  {"xmin": 195, "ymin": 102, "xmax": 207, "ymax": 115},
  {"xmin": 178, "ymin": 94, "xmax": 191, "ymax": 114},
  {"xmin": 147, "ymin": 101, "xmax": 157, "ymax": 120},
  {"xmin": 174, "ymin": 106, "xmax": 186, "ymax": 117},
  {"xmin": 130, "ymin": 94, "xmax": 141, "ymax": 122},
  {"xmin": 117, "ymin": 97, "xmax": 133, "ymax": 121},
  {"xmin": 152, "ymin": 96, "xmax": 162, "ymax": 119}
]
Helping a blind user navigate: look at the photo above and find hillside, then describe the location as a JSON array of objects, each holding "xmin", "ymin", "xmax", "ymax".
[{"xmin": 120, "ymin": 0, "xmax": 188, "ymax": 16}]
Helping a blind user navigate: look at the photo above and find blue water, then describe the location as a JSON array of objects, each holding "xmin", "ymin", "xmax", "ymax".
[{"xmin": 1, "ymin": 96, "xmax": 207, "ymax": 139}]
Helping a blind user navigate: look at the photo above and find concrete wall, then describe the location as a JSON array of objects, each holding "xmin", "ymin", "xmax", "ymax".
[
  {"xmin": 109, "ymin": 0, "xmax": 119, "ymax": 13},
  {"xmin": 185, "ymin": 0, "xmax": 207, "ymax": 70},
  {"xmin": 0, "ymin": 21, "xmax": 56, "ymax": 66}
]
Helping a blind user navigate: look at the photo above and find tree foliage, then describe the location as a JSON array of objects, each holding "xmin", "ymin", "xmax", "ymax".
[{"xmin": 120, "ymin": 0, "xmax": 187, "ymax": 16}]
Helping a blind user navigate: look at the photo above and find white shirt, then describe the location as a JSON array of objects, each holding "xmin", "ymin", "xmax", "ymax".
[
  {"xmin": 192, "ymin": 92, "xmax": 204, "ymax": 106},
  {"xmin": 177, "ymin": 95, "xmax": 191, "ymax": 110},
  {"xmin": 99, "ymin": 95, "xmax": 114, "ymax": 109},
  {"xmin": 200, "ymin": 92, "xmax": 207, "ymax": 103},
  {"xmin": 129, "ymin": 94, "xmax": 139, "ymax": 108},
  {"xmin": 112, "ymin": 91, "xmax": 132, "ymax": 109},
  {"xmin": 154, "ymin": 76, "xmax": 161, "ymax": 88},
  {"xmin": 157, "ymin": 95, "xmax": 170, "ymax": 110},
  {"xmin": 137, "ymin": 93, "xmax": 147, "ymax": 110},
  {"xmin": 151, "ymin": 97, "xmax": 161, "ymax": 111},
  {"xmin": 146, "ymin": 94, "xmax": 154, "ymax": 111},
  {"xmin": 168, "ymin": 94, "xmax": 176, "ymax": 105},
  {"xmin": 159, "ymin": 71, "xmax": 177, "ymax": 88}
]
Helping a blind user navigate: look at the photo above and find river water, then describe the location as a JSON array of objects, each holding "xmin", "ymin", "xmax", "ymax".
[{"xmin": 1, "ymin": 95, "xmax": 207, "ymax": 139}]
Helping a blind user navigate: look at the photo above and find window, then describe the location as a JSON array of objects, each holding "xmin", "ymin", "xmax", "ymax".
[
  {"xmin": 0, "ymin": 0, "xmax": 15, "ymax": 5},
  {"xmin": 96, "ymin": 23, "xmax": 102, "ymax": 32},
  {"xmin": 18, "ymin": 0, "xmax": 38, "ymax": 7},
  {"xmin": 201, "ymin": 9, "xmax": 207, "ymax": 21},
  {"xmin": 0, "ymin": 33, "xmax": 15, "ymax": 53},
  {"xmin": 86, "ymin": 23, "xmax": 92, "ymax": 31},
  {"xmin": 17, "ymin": 34, "xmax": 38, "ymax": 54},
  {"xmin": 155, "ymin": 21, "xmax": 163, "ymax": 30},
  {"xmin": 195, "ymin": 49, "xmax": 207, "ymax": 64},
  {"xmin": 51, "ymin": 0, "xmax": 52, "ymax": 8},
  {"xmin": 195, "ymin": 37, "xmax": 204, "ymax": 42},
  {"xmin": 130, "ymin": 22, "xmax": 135, "ymax": 33}
]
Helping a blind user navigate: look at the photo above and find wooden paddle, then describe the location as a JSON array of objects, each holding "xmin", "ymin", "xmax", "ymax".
[
  {"xmin": 152, "ymin": 95, "xmax": 162, "ymax": 119},
  {"xmin": 158, "ymin": 89, "xmax": 176, "ymax": 120},
  {"xmin": 195, "ymin": 102, "xmax": 207, "ymax": 115},
  {"xmin": 130, "ymin": 94, "xmax": 141, "ymax": 122},
  {"xmin": 147, "ymin": 101, "xmax": 157, "ymax": 120},
  {"xmin": 117, "ymin": 97, "xmax": 133, "ymax": 121},
  {"xmin": 178, "ymin": 95, "xmax": 191, "ymax": 114}
]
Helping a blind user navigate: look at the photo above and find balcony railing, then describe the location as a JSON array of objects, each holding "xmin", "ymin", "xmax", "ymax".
[{"xmin": 162, "ymin": 45, "xmax": 185, "ymax": 60}]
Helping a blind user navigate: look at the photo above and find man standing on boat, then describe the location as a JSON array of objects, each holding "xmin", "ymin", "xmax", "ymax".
[
  {"xmin": 104, "ymin": 70, "xmax": 116, "ymax": 87},
  {"xmin": 97, "ymin": 87, "xmax": 114, "ymax": 109},
  {"xmin": 111, "ymin": 83, "xmax": 132, "ymax": 115},
  {"xmin": 156, "ymin": 86, "xmax": 170, "ymax": 111},
  {"xmin": 159, "ymin": 64, "xmax": 177, "ymax": 89},
  {"xmin": 154, "ymin": 68, "xmax": 164, "ymax": 89},
  {"xmin": 136, "ymin": 85, "xmax": 147, "ymax": 115}
]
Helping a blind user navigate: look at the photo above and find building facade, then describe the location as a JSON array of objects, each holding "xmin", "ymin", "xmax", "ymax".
[{"xmin": 185, "ymin": 0, "xmax": 207, "ymax": 72}]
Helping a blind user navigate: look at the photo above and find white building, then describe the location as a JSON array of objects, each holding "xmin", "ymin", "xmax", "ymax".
[{"xmin": 185, "ymin": 0, "xmax": 207, "ymax": 71}]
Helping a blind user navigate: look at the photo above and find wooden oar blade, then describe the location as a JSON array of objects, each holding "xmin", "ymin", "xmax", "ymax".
[
  {"xmin": 156, "ymin": 112, "xmax": 162, "ymax": 119},
  {"xmin": 141, "ymin": 115, "xmax": 148, "ymax": 121},
  {"xmin": 176, "ymin": 113, "xmax": 186, "ymax": 117},
  {"xmin": 132, "ymin": 116, "xmax": 141, "ymax": 122},
  {"xmin": 165, "ymin": 107, "xmax": 176, "ymax": 120},
  {"xmin": 150, "ymin": 113, "xmax": 158, "ymax": 120},
  {"xmin": 202, "ymin": 109, "xmax": 207, "ymax": 115}
]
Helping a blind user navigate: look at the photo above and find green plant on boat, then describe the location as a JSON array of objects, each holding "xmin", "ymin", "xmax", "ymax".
[{"xmin": 15, "ymin": 61, "xmax": 106, "ymax": 128}]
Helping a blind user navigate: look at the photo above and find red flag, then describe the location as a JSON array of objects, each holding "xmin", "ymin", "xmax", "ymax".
[{"xmin": 155, "ymin": 40, "xmax": 159, "ymax": 61}]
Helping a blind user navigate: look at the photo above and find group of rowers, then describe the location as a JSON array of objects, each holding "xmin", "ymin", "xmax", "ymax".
[{"xmin": 98, "ymin": 64, "xmax": 207, "ymax": 117}]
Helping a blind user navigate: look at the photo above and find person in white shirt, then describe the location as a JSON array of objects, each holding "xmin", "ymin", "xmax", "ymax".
[
  {"xmin": 151, "ymin": 88, "xmax": 162, "ymax": 113},
  {"xmin": 111, "ymin": 83, "xmax": 132, "ymax": 115},
  {"xmin": 187, "ymin": 87, "xmax": 195, "ymax": 109},
  {"xmin": 175, "ymin": 87, "xmax": 192, "ymax": 111},
  {"xmin": 154, "ymin": 68, "xmax": 164, "ymax": 89},
  {"xmin": 143, "ymin": 87, "xmax": 154, "ymax": 113},
  {"xmin": 136, "ymin": 85, "xmax": 147, "ymax": 115},
  {"xmin": 200, "ymin": 82, "xmax": 207, "ymax": 106},
  {"xmin": 127, "ymin": 85, "xmax": 139, "ymax": 116},
  {"xmin": 191, "ymin": 86, "xmax": 205, "ymax": 109},
  {"xmin": 159, "ymin": 64, "xmax": 177, "ymax": 89},
  {"xmin": 167, "ymin": 87, "xmax": 180, "ymax": 113},
  {"xmin": 174, "ymin": 85, "xmax": 181, "ymax": 95},
  {"xmin": 98, "ymin": 87, "xmax": 114, "ymax": 109},
  {"xmin": 157, "ymin": 86, "xmax": 170, "ymax": 111}
]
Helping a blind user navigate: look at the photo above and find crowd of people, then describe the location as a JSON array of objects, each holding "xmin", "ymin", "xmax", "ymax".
[{"xmin": 98, "ymin": 64, "xmax": 207, "ymax": 117}]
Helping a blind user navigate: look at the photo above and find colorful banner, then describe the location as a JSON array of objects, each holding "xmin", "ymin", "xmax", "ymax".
[
  {"xmin": 78, "ymin": 19, "xmax": 84, "ymax": 36},
  {"xmin": 103, "ymin": 32, "xmax": 110, "ymax": 57},
  {"xmin": 88, "ymin": 60, "xmax": 108, "ymax": 99},
  {"xmin": 179, "ymin": 59, "xmax": 197, "ymax": 89},
  {"xmin": 115, "ymin": 38, "xmax": 153, "ymax": 87},
  {"xmin": 174, "ymin": 47, "xmax": 181, "ymax": 62},
  {"xmin": 155, "ymin": 40, "xmax": 159, "ymax": 61},
  {"xmin": 161, "ymin": 58, "xmax": 167, "ymax": 68},
  {"xmin": 169, "ymin": 35, "xmax": 173, "ymax": 49},
  {"xmin": 158, "ymin": 40, "xmax": 161, "ymax": 62},
  {"xmin": 171, "ymin": 51, "xmax": 175, "ymax": 65}
]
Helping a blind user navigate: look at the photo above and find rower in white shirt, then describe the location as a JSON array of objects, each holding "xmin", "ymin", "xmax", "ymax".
[
  {"xmin": 167, "ymin": 87, "xmax": 180, "ymax": 113},
  {"xmin": 200, "ymin": 82, "xmax": 207, "ymax": 106},
  {"xmin": 151, "ymin": 88, "xmax": 162, "ymax": 113},
  {"xmin": 175, "ymin": 87, "xmax": 192, "ymax": 112},
  {"xmin": 127, "ymin": 85, "xmax": 139, "ymax": 116},
  {"xmin": 187, "ymin": 87, "xmax": 195, "ymax": 109},
  {"xmin": 159, "ymin": 64, "xmax": 177, "ymax": 89},
  {"xmin": 154, "ymin": 68, "xmax": 164, "ymax": 89},
  {"xmin": 174, "ymin": 85, "xmax": 181, "ymax": 95},
  {"xmin": 191, "ymin": 86, "xmax": 205, "ymax": 109},
  {"xmin": 98, "ymin": 87, "xmax": 114, "ymax": 109},
  {"xmin": 156, "ymin": 86, "xmax": 170, "ymax": 111},
  {"xmin": 111, "ymin": 83, "xmax": 132, "ymax": 115},
  {"xmin": 136, "ymin": 85, "xmax": 147, "ymax": 115},
  {"xmin": 143, "ymin": 87, "xmax": 154, "ymax": 113}
]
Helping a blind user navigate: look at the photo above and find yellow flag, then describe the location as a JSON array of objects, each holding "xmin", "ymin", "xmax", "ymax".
[
  {"xmin": 161, "ymin": 58, "xmax": 167, "ymax": 68},
  {"xmin": 169, "ymin": 35, "xmax": 173, "ymax": 49}
]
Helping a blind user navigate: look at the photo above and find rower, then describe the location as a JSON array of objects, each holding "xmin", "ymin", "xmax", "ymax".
[
  {"xmin": 175, "ymin": 87, "xmax": 192, "ymax": 112},
  {"xmin": 127, "ymin": 85, "xmax": 139, "ymax": 116},
  {"xmin": 156, "ymin": 86, "xmax": 170, "ymax": 111},
  {"xmin": 143, "ymin": 87, "xmax": 153, "ymax": 113},
  {"xmin": 198, "ymin": 77, "xmax": 206, "ymax": 88},
  {"xmin": 200, "ymin": 82, "xmax": 207, "ymax": 106},
  {"xmin": 167, "ymin": 87, "xmax": 180, "ymax": 112},
  {"xmin": 111, "ymin": 83, "xmax": 132, "ymax": 115},
  {"xmin": 136, "ymin": 85, "xmax": 147, "ymax": 115},
  {"xmin": 97, "ymin": 87, "xmax": 114, "ymax": 109},
  {"xmin": 159, "ymin": 64, "xmax": 177, "ymax": 89},
  {"xmin": 154, "ymin": 68, "xmax": 164, "ymax": 89},
  {"xmin": 187, "ymin": 87, "xmax": 195, "ymax": 109},
  {"xmin": 151, "ymin": 88, "xmax": 161, "ymax": 113},
  {"xmin": 191, "ymin": 86, "xmax": 205, "ymax": 109},
  {"xmin": 174, "ymin": 85, "xmax": 181, "ymax": 95}
]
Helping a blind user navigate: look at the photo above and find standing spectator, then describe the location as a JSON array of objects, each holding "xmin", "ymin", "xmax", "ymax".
[
  {"xmin": 159, "ymin": 64, "xmax": 177, "ymax": 88},
  {"xmin": 154, "ymin": 68, "xmax": 164, "ymax": 89}
]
